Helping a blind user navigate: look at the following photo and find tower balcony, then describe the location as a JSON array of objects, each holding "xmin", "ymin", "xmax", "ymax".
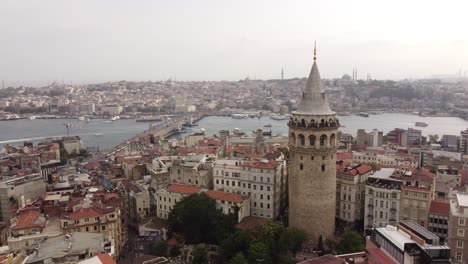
[{"xmin": 288, "ymin": 120, "xmax": 340, "ymax": 130}]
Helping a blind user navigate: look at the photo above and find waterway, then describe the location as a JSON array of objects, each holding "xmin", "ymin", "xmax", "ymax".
[{"xmin": 1, "ymin": 113, "xmax": 468, "ymax": 150}]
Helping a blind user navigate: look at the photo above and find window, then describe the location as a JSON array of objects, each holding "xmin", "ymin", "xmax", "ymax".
[
  {"xmin": 216, "ymin": 179, "xmax": 219, "ymax": 184},
  {"xmin": 300, "ymin": 164, "xmax": 304, "ymax": 170},
  {"xmin": 267, "ymin": 195, "xmax": 270, "ymax": 200},
  {"xmin": 321, "ymin": 164, "xmax": 325, "ymax": 172},
  {"xmin": 260, "ymin": 194, "xmax": 263, "ymax": 199},
  {"xmin": 260, "ymin": 177, "xmax": 263, "ymax": 182},
  {"xmin": 225, "ymin": 172, "xmax": 229, "ymax": 176},
  {"xmin": 311, "ymin": 156, "xmax": 314, "ymax": 160},
  {"xmin": 101, "ymin": 225, "xmax": 106, "ymax": 231},
  {"xmin": 460, "ymin": 218, "xmax": 466, "ymax": 226},
  {"xmin": 458, "ymin": 229, "xmax": 465, "ymax": 237},
  {"xmin": 260, "ymin": 185, "xmax": 263, "ymax": 191},
  {"xmin": 267, "ymin": 204, "xmax": 270, "ymax": 209},
  {"xmin": 253, "ymin": 185, "xmax": 257, "ymax": 190},
  {"xmin": 456, "ymin": 252, "xmax": 463, "ymax": 261},
  {"xmin": 267, "ymin": 186, "xmax": 270, "ymax": 192},
  {"xmin": 94, "ymin": 226, "xmax": 98, "ymax": 231},
  {"xmin": 84, "ymin": 218, "xmax": 89, "ymax": 223}
]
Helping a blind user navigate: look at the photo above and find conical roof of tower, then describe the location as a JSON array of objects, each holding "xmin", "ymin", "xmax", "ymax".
[{"xmin": 295, "ymin": 51, "xmax": 335, "ymax": 115}]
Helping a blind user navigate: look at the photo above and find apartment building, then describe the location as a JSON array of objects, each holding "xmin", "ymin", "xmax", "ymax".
[
  {"xmin": 449, "ymin": 191, "xmax": 468, "ymax": 263},
  {"xmin": 336, "ymin": 162, "xmax": 373, "ymax": 227},
  {"xmin": 428, "ymin": 200, "xmax": 450, "ymax": 243},
  {"xmin": 169, "ymin": 155, "xmax": 213, "ymax": 188},
  {"xmin": 212, "ymin": 158, "xmax": 287, "ymax": 219},
  {"xmin": 156, "ymin": 184, "xmax": 250, "ymax": 222}
]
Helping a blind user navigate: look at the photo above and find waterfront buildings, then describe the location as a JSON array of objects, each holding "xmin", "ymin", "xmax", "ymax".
[
  {"xmin": 288, "ymin": 47, "xmax": 338, "ymax": 240},
  {"xmin": 460, "ymin": 129, "xmax": 468, "ymax": 155},
  {"xmin": 356, "ymin": 129, "xmax": 383, "ymax": 147}
]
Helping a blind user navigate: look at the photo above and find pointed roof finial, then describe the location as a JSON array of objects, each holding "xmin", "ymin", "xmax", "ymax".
[{"xmin": 314, "ymin": 41, "xmax": 317, "ymax": 61}]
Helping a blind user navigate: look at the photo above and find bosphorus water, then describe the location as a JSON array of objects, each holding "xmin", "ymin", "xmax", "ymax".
[{"xmin": 1, "ymin": 113, "xmax": 468, "ymax": 150}]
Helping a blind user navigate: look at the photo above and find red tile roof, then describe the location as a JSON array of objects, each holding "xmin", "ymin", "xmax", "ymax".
[
  {"xmin": 336, "ymin": 163, "xmax": 372, "ymax": 177},
  {"xmin": 198, "ymin": 139, "xmax": 223, "ymax": 147},
  {"xmin": 96, "ymin": 253, "xmax": 116, "ymax": 264},
  {"xmin": 236, "ymin": 216, "xmax": 268, "ymax": 230},
  {"xmin": 167, "ymin": 184, "xmax": 201, "ymax": 195},
  {"xmin": 429, "ymin": 200, "xmax": 450, "ymax": 216},
  {"xmin": 206, "ymin": 190, "xmax": 247, "ymax": 203},
  {"xmin": 70, "ymin": 207, "xmax": 103, "ymax": 220},
  {"xmin": 13, "ymin": 211, "xmax": 44, "ymax": 230},
  {"xmin": 366, "ymin": 248, "xmax": 396, "ymax": 264},
  {"xmin": 242, "ymin": 160, "xmax": 278, "ymax": 170},
  {"xmin": 337, "ymin": 152, "xmax": 353, "ymax": 161}
]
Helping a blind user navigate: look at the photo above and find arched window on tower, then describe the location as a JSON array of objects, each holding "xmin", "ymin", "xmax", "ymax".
[
  {"xmin": 298, "ymin": 134, "xmax": 305, "ymax": 146},
  {"xmin": 290, "ymin": 133, "xmax": 296, "ymax": 146},
  {"xmin": 301, "ymin": 119, "xmax": 306, "ymax": 127},
  {"xmin": 309, "ymin": 135, "xmax": 316, "ymax": 146},
  {"xmin": 300, "ymin": 163, "xmax": 304, "ymax": 170},
  {"xmin": 330, "ymin": 133, "xmax": 336, "ymax": 147},
  {"xmin": 321, "ymin": 164, "xmax": 326, "ymax": 172},
  {"xmin": 320, "ymin": 134, "xmax": 328, "ymax": 146}
]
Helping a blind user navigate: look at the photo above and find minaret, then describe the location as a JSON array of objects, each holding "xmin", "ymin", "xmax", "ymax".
[
  {"xmin": 281, "ymin": 68, "xmax": 284, "ymax": 80},
  {"xmin": 288, "ymin": 43, "xmax": 338, "ymax": 241}
]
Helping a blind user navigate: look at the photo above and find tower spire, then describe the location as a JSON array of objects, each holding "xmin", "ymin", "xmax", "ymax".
[{"xmin": 313, "ymin": 41, "xmax": 317, "ymax": 61}]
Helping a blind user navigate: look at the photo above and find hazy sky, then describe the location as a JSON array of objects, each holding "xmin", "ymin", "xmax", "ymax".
[{"xmin": 1, "ymin": 0, "xmax": 467, "ymax": 86}]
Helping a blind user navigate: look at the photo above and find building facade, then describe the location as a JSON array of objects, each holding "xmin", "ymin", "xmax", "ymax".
[
  {"xmin": 449, "ymin": 191, "xmax": 468, "ymax": 263},
  {"xmin": 212, "ymin": 159, "xmax": 287, "ymax": 219},
  {"xmin": 288, "ymin": 48, "xmax": 338, "ymax": 240}
]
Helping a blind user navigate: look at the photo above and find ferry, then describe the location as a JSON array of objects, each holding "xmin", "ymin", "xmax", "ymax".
[
  {"xmin": 182, "ymin": 117, "xmax": 198, "ymax": 127},
  {"xmin": 28, "ymin": 116, "xmax": 37, "ymax": 120},
  {"xmin": 0, "ymin": 114, "xmax": 23, "ymax": 121},
  {"xmin": 271, "ymin": 115, "xmax": 287, "ymax": 120},
  {"xmin": 231, "ymin": 114, "xmax": 249, "ymax": 119},
  {"xmin": 93, "ymin": 133, "xmax": 104, "ymax": 137},
  {"xmin": 78, "ymin": 116, "xmax": 86, "ymax": 121},
  {"xmin": 359, "ymin": 112, "xmax": 369, "ymax": 117},
  {"xmin": 264, "ymin": 123, "xmax": 272, "ymax": 128},
  {"xmin": 110, "ymin": 116, "xmax": 120, "ymax": 121},
  {"xmin": 415, "ymin": 122, "xmax": 428, "ymax": 127}
]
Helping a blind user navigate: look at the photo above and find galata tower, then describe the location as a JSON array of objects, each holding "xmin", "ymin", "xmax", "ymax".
[{"xmin": 288, "ymin": 44, "xmax": 339, "ymax": 241}]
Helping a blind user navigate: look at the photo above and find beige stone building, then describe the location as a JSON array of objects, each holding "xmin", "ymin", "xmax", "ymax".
[
  {"xmin": 335, "ymin": 163, "xmax": 373, "ymax": 227},
  {"xmin": 60, "ymin": 204, "xmax": 123, "ymax": 256},
  {"xmin": 399, "ymin": 185, "xmax": 432, "ymax": 228},
  {"xmin": 288, "ymin": 48, "xmax": 338, "ymax": 241},
  {"xmin": 169, "ymin": 155, "xmax": 213, "ymax": 188}
]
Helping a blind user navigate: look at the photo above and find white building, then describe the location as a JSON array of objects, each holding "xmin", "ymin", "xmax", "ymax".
[
  {"xmin": 364, "ymin": 168, "xmax": 402, "ymax": 232},
  {"xmin": 212, "ymin": 159, "xmax": 287, "ymax": 220},
  {"xmin": 101, "ymin": 105, "xmax": 123, "ymax": 115}
]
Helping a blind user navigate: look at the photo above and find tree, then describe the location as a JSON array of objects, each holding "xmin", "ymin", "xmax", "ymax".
[
  {"xmin": 428, "ymin": 134, "xmax": 439, "ymax": 144},
  {"xmin": 168, "ymin": 193, "xmax": 236, "ymax": 244},
  {"xmin": 220, "ymin": 230, "xmax": 252, "ymax": 260},
  {"xmin": 317, "ymin": 235, "xmax": 324, "ymax": 255},
  {"xmin": 170, "ymin": 246, "xmax": 181, "ymax": 257},
  {"xmin": 192, "ymin": 244, "xmax": 208, "ymax": 264},
  {"xmin": 79, "ymin": 148, "xmax": 89, "ymax": 157},
  {"xmin": 336, "ymin": 230, "xmax": 365, "ymax": 254},
  {"xmin": 278, "ymin": 228, "xmax": 307, "ymax": 257},
  {"xmin": 152, "ymin": 240, "xmax": 168, "ymax": 257},
  {"xmin": 231, "ymin": 252, "xmax": 248, "ymax": 264},
  {"xmin": 248, "ymin": 242, "xmax": 271, "ymax": 264},
  {"xmin": 256, "ymin": 221, "xmax": 284, "ymax": 263}
]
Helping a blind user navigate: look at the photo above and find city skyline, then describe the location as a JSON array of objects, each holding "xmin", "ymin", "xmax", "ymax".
[{"xmin": 1, "ymin": 0, "xmax": 468, "ymax": 86}]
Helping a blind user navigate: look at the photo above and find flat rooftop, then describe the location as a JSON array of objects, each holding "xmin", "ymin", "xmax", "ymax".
[{"xmin": 375, "ymin": 226, "xmax": 414, "ymax": 251}]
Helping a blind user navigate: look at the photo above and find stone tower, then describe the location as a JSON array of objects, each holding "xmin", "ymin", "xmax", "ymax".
[{"xmin": 288, "ymin": 45, "xmax": 339, "ymax": 241}]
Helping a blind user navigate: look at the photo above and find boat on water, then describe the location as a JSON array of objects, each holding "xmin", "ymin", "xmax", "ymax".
[
  {"xmin": 231, "ymin": 114, "xmax": 249, "ymax": 119},
  {"xmin": 93, "ymin": 133, "xmax": 104, "ymax": 137},
  {"xmin": 110, "ymin": 116, "xmax": 120, "ymax": 121},
  {"xmin": 183, "ymin": 117, "xmax": 198, "ymax": 127},
  {"xmin": 271, "ymin": 115, "xmax": 287, "ymax": 120},
  {"xmin": 28, "ymin": 116, "xmax": 37, "ymax": 120},
  {"xmin": 415, "ymin": 122, "xmax": 428, "ymax": 127},
  {"xmin": 78, "ymin": 116, "xmax": 86, "ymax": 121},
  {"xmin": 359, "ymin": 112, "xmax": 369, "ymax": 117},
  {"xmin": 264, "ymin": 123, "xmax": 272, "ymax": 128},
  {"xmin": 0, "ymin": 114, "xmax": 23, "ymax": 121}
]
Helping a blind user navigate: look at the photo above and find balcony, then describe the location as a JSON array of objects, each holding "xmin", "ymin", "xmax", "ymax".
[
  {"xmin": 390, "ymin": 207, "xmax": 397, "ymax": 213},
  {"xmin": 368, "ymin": 203, "xmax": 374, "ymax": 209}
]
